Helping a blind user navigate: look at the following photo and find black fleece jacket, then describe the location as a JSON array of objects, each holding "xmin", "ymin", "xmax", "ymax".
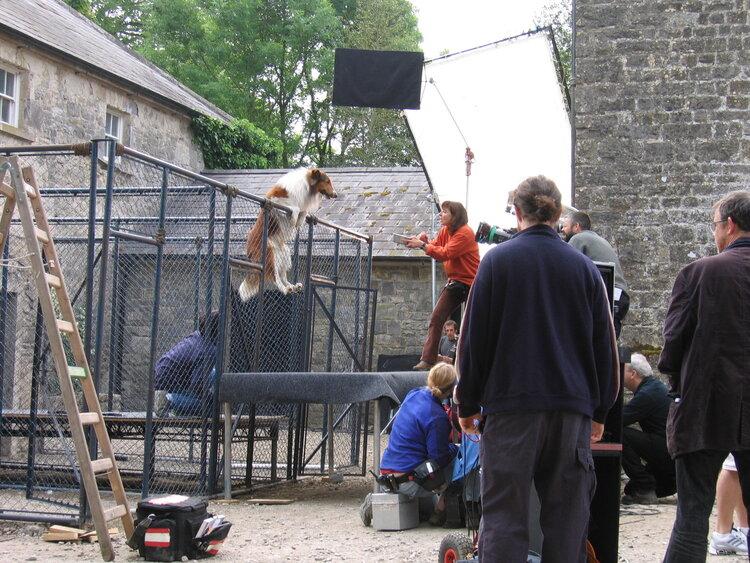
[{"xmin": 457, "ymin": 225, "xmax": 618, "ymax": 423}]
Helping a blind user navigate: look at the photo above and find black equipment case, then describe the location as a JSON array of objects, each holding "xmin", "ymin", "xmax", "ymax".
[{"xmin": 128, "ymin": 495, "xmax": 231, "ymax": 562}]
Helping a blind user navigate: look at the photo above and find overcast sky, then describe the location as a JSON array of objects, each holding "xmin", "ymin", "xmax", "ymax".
[{"xmin": 409, "ymin": 0, "xmax": 554, "ymax": 59}]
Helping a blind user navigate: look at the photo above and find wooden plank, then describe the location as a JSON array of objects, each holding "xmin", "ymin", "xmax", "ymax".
[
  {"xmin": 48, "ymin": 525, "xmax": 87, "ymax": 534},
  {"xmin": 243, "ymin": 498, "xmax": 295, "ymax": 505},
  {"xmin": 0, "ymin": 181, "xmax": 14, "ymax": 199},
  {"xmin": 80, "ymin": 528, "xmax": 118, "ymax": 543},
  {"xmin": 68, "ymin": 365, "xmax": 87, "ymax": 379},
  {"xmin": 79, "ymin": 412, "xmax": 100, "ymax": 425},
  {"xmin": 35, "ymin": 226, "xmax": 49, "ymax": 244},
  {"xmin": 45, "ymin": 273, "xmax": 61, "ymax": 288},
  {"xmin": 42, "ymin": 531, "xmax": 80, "ymax": 542},
  {"xmin": 90, "ymin": 457, "xmax": 113, "ymax": 474},
  {"xmin": 102, "ymin": 504, "xmax": 127, "ymax": 522},
  {"xmin": 57, "ymin": 319, "xmax": 74, "ymax": 333}
]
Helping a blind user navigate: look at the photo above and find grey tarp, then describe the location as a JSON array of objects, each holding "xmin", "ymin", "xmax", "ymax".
[{"xmin": 218, "ymin": 372, "xmax": 427, "ymax": 407}]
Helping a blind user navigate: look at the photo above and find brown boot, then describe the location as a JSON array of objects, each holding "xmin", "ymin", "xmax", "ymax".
[{"xmin": 413, "ymin": 360, "xmax": 433, "ymax": 371}]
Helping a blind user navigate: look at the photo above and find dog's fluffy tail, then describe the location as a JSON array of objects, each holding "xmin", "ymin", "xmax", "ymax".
[{"xmin": 238, "ymin": 275, "xmax": 259, "ymax": 302}]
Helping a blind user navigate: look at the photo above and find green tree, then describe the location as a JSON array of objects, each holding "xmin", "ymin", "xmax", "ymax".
[
  {"xmin": 66, "ymin": 0, "xmax": 423, "ymax": 168},
  {"xmin": 65, "ymin": 0, "xmax": 147, "ymax": 46},
  {"xmin": 321, "ymin": 0, "xmax": 423, "ymax": 166},
  {"xmin": 535, "ymin": 0, "xmax": 572, "ymax": 93}
]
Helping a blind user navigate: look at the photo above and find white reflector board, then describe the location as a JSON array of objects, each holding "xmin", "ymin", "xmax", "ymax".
[{"xmin": 406, "ymin": 32, "xmax": 571, "ymax": 231}]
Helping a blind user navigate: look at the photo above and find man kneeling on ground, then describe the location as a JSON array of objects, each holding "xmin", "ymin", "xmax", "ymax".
[{"xmin": 621, "ymin": 353, "xmax": 675, "ymax": 504}]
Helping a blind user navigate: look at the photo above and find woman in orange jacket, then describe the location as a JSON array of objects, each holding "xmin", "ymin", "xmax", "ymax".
[{"xmin": 405, "ymin": 201, "xmax": 479, "ymax": 370}]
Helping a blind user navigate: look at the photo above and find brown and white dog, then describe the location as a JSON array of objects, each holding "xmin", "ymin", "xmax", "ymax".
[{"xmin": 239, "ymin": 167, "xmax": 337, "ymax": 301}]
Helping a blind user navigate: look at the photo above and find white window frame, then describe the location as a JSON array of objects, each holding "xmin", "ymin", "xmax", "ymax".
[
  {"xmin": 105, "ymin": 110, "xmax": 122, "ymax": 141},
  {"xmin": 0, "ymin": 67, "xmax": 19, "ymax": 127}
]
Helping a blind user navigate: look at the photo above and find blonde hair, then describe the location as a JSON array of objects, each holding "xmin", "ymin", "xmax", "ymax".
[{"xmin": 427, "ymin": 362, "xmax": 457, "ymax": 399}]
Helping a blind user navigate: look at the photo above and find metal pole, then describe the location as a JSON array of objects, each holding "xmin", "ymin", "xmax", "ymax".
[
  {"xmin": 0, "ymin": 243, "xmax": 9, "ymax": 442},
  {"xmin": 223, "ymin": 401, "xmax": 232, "ymax": 499},
  {"xmin": 89, "ymin": 138, "xmax": 116, "ymax": 516},
  {"xmin": 193, "ymin": 238, "xmax": 202, "ymax": 330},
  {"xmin": 106, "ymin": 221, "xmax": 120, "ymax": 411},
  {"xmin": 142, "ymin": 166, "xmax": 169, "ymax": 498},
  {"xmin": 372, "ymin": 399, "xmax": 381, "ymax": 493},
  {"xmin": 359, "ymin": 239, "xmax": 374, "ymax": 367},
  {"xmin": 208, "ymin": 194, "xmax": 233, "ymax": 493},
  {"xmin": 205, "ymin": 188, "xmax": 216, "ymax": 318},
  {"xmin": 26, "ymin": 304, "xmax": 43, "ymax": 499},
  {"xmin": 84, "ymin": 140, "xmax": 98, "ymax": 362}
]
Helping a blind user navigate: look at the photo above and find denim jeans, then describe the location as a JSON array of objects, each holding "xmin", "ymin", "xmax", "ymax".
[{"xmin": 664, "ymin": 449, "xmax": 750, "ymax": 562}]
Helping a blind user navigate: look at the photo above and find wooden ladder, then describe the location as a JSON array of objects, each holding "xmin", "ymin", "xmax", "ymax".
[{"xmin": 0, "ymin": 157, "xmax": 134, "ymax": 561}]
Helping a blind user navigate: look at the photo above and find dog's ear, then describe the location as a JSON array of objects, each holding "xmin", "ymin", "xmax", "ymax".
[{"xmin": 310, "ymin": 168, "xmax": 322, "ymax": 183}]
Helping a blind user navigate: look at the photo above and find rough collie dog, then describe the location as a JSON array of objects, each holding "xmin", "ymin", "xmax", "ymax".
[{"xmin": 239, "ymin": 167, "xmax": 337, "ymax": 301}]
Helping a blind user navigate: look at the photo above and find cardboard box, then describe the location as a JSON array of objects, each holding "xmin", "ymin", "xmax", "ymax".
[{"xmin": 371, "ymin": 492, "xmax": 419, "ymax": 531}]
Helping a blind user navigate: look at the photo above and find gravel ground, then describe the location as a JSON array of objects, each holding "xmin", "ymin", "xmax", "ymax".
[{"xmin": 0, "ymin": 476, "xmax": 746, "ymax": 562}]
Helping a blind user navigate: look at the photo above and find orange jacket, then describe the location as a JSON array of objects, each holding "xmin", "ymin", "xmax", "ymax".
[{"xmin": 425, "ymin": 224, "xmax": 480, "ymax": 286}]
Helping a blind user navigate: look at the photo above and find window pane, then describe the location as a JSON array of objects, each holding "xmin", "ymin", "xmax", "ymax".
[
  {"xmin": 5, "ymin": 72, "xmax": 14, "ymax": 97},
  {"xmin": 1, "ymin": 99, "xmax": 9, "ymax": 124},
  {"xmin": 105, "ymin": 113, "xmax": 112, "ymax": 133},
  {"xmin": 0, "ymin": 70, "xmax": 5, "ymax": 96}
]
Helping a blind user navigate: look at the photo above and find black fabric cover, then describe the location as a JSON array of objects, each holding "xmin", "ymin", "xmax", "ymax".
[
  {"xmin": 218, "ymin": 371, "xmax": 426, "ymax": 408},
  {"xmin": 332, "ymin": 48, "xmax": 423, "ymax": 110}
]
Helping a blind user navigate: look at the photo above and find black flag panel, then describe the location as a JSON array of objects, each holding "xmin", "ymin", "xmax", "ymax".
[{"xmin": 332, "ymin": 48, "xmax": 423, "ymax": 110}]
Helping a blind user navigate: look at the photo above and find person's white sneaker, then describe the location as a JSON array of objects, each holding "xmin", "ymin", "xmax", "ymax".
[{"xmin": 709, "ymin": 530, "xmax": 749, "ymax": 555}]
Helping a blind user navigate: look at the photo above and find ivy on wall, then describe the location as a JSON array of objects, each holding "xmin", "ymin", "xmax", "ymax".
[{"xmin": 191, "ymin": 115, "xmax": 283, "ymax": 170}]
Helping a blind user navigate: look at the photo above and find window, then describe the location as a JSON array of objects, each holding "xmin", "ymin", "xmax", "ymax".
[
  {"xmin": 105, "ymin": 110, "xmax": 121, "ymax": 140},
  {"xmin": 0, "ymin": 68, "xmax": 18, "ymax": 127}
]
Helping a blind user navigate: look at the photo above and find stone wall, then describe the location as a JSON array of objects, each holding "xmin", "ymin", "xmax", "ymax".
[
  {"xmin": 0, "ymin": 36, "xmax": 204, "ymax": 170},
  {"xmin": 370, "ymin": 258, "xmax": 446, "ymax": 364},
  {"xmin": 574, "ymin": 0, "xmax": 750, "ymax": 351}
]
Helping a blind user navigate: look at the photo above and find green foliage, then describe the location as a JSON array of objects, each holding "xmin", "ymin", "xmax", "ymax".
[
  {"xmin": 66, "ymin": 0, "xmax": 423, "ymax": 167},
  {"xmin": 65, "ymin": 0, "xmax": 147, "ymax": 46},
  {"xmin": 192, "ymin": 115, "xmax": 282, "ymax": 170},
  {"xmin": 535, "ymin": 0, "xmax": 572, "ymax": 93}
]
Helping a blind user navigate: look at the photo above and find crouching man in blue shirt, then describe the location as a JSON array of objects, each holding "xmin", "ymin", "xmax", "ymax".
[
  {"xmin": 155, "ymin": 311, "xmax": 220, "ymax": 415},
  {"xmin": 360, "ymin": 363, "xmax": 458, "ymax": 526}
]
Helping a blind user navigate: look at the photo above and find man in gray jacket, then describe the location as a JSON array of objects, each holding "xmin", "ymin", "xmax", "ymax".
[
  {"xmin": 660, "ymin": 191, "xmax": 750, "ymax": 561},
  {"xmin": 562, "ymin": 211, "xmax": 629, "ymax": 337}
]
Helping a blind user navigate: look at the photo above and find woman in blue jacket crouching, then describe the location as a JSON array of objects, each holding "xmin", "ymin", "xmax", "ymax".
[{"xmin": 360, "ymin": 363, "xmax": 458, "ymax": 526}]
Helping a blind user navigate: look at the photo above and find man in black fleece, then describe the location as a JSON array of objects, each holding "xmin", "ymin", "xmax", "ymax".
[{"xmin": 457, "ymin": 175, "xmax": 619, "ymax": 562}]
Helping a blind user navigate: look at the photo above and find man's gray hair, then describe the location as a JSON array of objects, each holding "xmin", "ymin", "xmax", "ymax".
[
  {"xmin": 713, "ymin": 191, "xmax": 750, "ymax": 231},
  {"xmin": 628, "ymin": 353, "xmax": 653, "ymax": 378}
]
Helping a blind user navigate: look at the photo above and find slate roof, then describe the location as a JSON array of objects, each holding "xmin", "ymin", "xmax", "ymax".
[
  {"xmin": 0, "ymin": 0, "xmax": 230, "ymax": 121},
  {"xmin": 204, "ymin": 167, "xmax": 439, "ymax": 258}
]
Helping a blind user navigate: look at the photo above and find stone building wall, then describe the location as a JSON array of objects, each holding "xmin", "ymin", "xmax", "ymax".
[
  {"xmin": 574, "ymin": 0, "xmax": 750, "ymax": 352},
  {"xmin": 0, "ymin": 36, "xmax": 204, "ymax": 170},
  {"xmin": 370, "ymin": 258, "xmax": 446, "ymax": 364}
]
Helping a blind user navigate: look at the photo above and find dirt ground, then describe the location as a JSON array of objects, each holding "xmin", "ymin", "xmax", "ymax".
[{"xmin": 0, "ymin": 476, "xmax": 747, "ymax": 562}]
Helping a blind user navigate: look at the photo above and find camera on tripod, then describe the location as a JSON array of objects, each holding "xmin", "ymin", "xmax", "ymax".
[{"xmin": 475, "ymin": 222, "xmax": 516, "ymax": 245}]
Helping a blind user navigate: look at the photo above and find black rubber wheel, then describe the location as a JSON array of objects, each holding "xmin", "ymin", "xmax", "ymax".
[{"xmin": 438, "ymin": 532, "xmax": 475, "ymax": 563}]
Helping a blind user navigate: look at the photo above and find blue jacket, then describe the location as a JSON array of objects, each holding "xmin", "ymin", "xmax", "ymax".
[
  {"xmin": 155, "ymin": 331, "xmax": 216, "ymax": 396},
  {"xmin": 457, "ymin": 225, "xmax": 617, "ymax": 423},
  {"xmin": 380, "ymin": 388, "xmax": 458, "ymax": 473}
]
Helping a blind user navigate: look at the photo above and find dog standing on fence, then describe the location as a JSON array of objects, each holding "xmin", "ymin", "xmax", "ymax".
[{"xmin": 239, "ymin": 167, "xmax": 337, "ymax": 301}]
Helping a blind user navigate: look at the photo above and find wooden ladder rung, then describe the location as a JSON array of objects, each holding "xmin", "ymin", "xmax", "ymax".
[
  {"xmin": 102, "ymin": 504, "xmax": 128, "ymax": 522},
  {"xmin": 45, "ymin": 273, "xmax": 61, "ymax": 288},
  {"xmin": 68, "ymin": 365, "xmax": 87, "ymax": 379},
  {"xmin": 79, "ymin": 412, "xmax": 100, "ymax": 425},
  {"xmin": 23, "ymin": 182, "xmax": 37, "ymax": 199},
  {"xmin": 35, "ymin": 227, "xmax": 49, "ymax": 244},
  {"xmin": 56, "ymin": 319, "xmax": 74, "ymax": 333},
  {"xmin": 90, "ymin": 458, "xmax": 114, "ymax": 474},
  {"xmin": 0, "ymin": 182, "xmax": 14, "ymax": 199}
]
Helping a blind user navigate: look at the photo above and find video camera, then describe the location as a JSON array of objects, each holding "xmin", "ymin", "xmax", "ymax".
[{"xmin": 475, "ymin": 222, "xmax": 516, "ymax": 245}]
